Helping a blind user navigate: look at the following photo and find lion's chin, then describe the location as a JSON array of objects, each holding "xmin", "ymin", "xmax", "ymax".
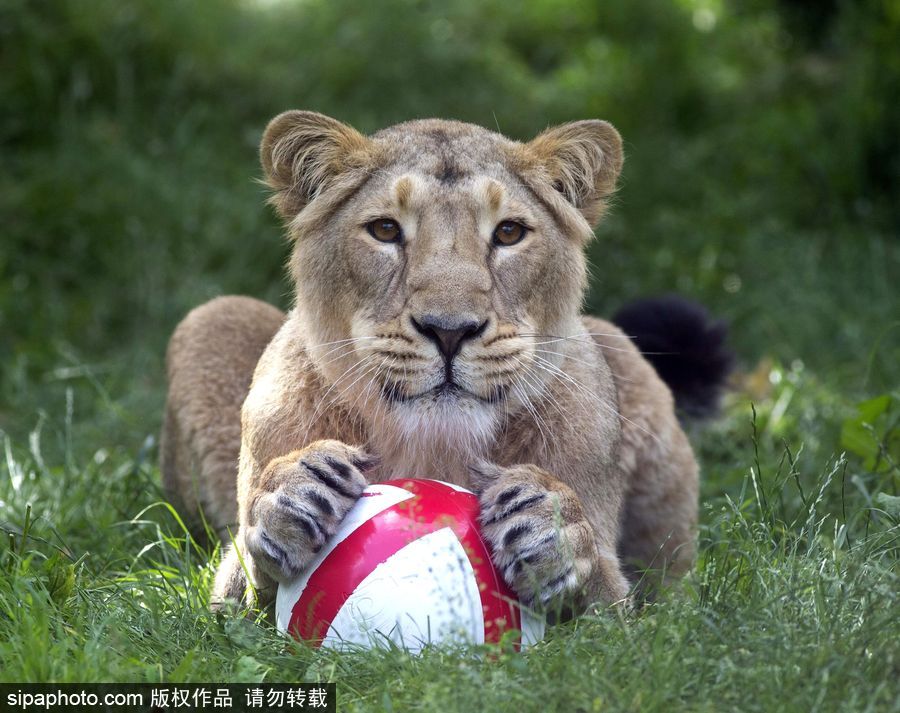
[{"xmin": 379, "ymin": 385, "xmax": 499, "ymax": 466}]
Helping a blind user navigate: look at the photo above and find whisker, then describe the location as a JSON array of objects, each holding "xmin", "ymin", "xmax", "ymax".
[
  {"xmin": 509, "ymin": 364, "xmax": 554, "ymax": 447},
  {"xmin": 314, "ymin": 358, "xmax": 385, "ymax": 440},
  {"xmin": 344, "ymin": 358, "xmax": 387, "ymax": 416},
  {"xmin": 528, "ymin": 336, "xmax": 643, "ymax": 355},
  {"xmin": 522, "ymin": 331, "xmax": 674, "ymax": 357},
  {"xmin": 531, "ymin": 347, "xmax": 589, "ymax": 369},
  {"xmin": 308, "ymin": 355, "xmax": 376, "ymax": 425},
  {"xmin": 313, "ymin": 343, "xmax": 369, "ymax": 370},
  {"xmin": 509, "ymin": 377, "xmax": 550, "ymax": 453},
  {"xmin": 304, "ymin": 337, "xmax": 383, "ymax": 373},
  {"xmin": 332, "ymin": 357, "xmax": 386, "ymax": 409},
  {"xmin": 530, "ymin": 355, "xmax": 662, "ymax": 445},
  {"xmin": 518, "ymin": 331, "xmax": 637, "ymax": 341},
  {"xmin": 524, "ymin": 382, "xmax": 554, "ymax": 456},
  {"xmin": 531, "ymin": 348, "xmax": 637, "ymax": 383},
  {"xmin": 304, "ymin": 336, "xmax": 380, "ymax": 350},
  {"xmin": 511, "ymin": 356, "xmax": 578, "ymax": 437}
]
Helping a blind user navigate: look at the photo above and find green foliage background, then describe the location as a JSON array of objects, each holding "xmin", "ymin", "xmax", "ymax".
[
  {"xmin": 1, "ymin": 0, "xmax": 898, "ymax": 707},
  {"xmin": 3, "ymin": 0, "xmax": 898, "ymax": 390}
]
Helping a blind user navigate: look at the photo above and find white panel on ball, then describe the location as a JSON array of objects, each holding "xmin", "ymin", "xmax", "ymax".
[{"xmin": 322, "ymin": 527, "xmax": 484, "ymax": 651}]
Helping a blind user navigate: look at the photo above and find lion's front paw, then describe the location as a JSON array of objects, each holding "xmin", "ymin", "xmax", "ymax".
[
  {"xmin": 246, "ymin": 440, "xmax": 377, "ymax": 583},
  {"xmin": 471, "ymin": 462, "xmax": 600, "ymax": 611}
]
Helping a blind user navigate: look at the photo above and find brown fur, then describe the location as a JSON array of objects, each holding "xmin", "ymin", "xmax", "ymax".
[
  {"xmin": 160, "ymin": 111, "xmax": 699, "ymax": 614},
  {"xmin": 161, "ymin": 296, "xmax": 285, "ymax": 539}
]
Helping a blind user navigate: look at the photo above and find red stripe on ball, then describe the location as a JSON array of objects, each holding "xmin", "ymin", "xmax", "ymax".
[{"xmin": 287, "ymin": 478, "xmax": 520, "ymax": 646}]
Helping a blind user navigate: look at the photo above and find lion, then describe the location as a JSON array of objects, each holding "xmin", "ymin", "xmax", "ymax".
[{"xmin": 160, "ymin": 111, "xmax": 732, "ymax": 616}]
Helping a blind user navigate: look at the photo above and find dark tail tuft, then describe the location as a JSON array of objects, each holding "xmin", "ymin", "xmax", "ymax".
[{"xmin": 612, "ymin": 295, "xmax": 735, "ymax": 419}]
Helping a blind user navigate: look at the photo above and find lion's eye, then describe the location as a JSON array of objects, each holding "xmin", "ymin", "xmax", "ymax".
[
  {"xmin": 492, "ymin": 220, "xmax": 528, "ymax": 247},
  {"xmin": 366, "ymin": 218, "xmax": 403, "ymax": 243}
]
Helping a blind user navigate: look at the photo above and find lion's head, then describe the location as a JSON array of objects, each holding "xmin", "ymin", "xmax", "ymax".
[{"xmin": 260, "ymin": 111, "xmax": 622, "ymax": 464}]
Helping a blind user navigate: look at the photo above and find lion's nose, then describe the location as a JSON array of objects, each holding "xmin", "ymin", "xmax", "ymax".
[{"xmin": 411, "ymin": 315, "xmax": 488, "ymax": 362}]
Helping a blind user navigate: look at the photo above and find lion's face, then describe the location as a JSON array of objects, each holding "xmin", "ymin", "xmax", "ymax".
[{"xmin": 261, "ymin": 113, "xmax": 622, "ymax": 454}]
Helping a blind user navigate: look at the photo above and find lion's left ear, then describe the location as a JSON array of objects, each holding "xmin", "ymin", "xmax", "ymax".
[{"xmin": 524, "ymin": 120, "xmax": 624, "ymax": 226}]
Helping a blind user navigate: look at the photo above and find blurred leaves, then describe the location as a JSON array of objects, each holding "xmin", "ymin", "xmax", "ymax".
[
  {"xmin": 1, "ymin": 0, "xmax": 898, "ymax": 445},
  {"xmin": 876, "ymin": 492, "xmax": 900, "ymax": 520},
  {"xmin": 841, "ymin": 392, "xmax": 900, "ymax": 473}
]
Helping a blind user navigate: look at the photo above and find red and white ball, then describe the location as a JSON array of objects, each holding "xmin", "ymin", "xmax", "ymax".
[{"xmin": 276, "ymin": 479, "xmax": 545, "ymax": 652}]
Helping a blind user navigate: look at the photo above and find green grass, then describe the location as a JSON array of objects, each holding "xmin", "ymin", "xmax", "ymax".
[
  {"xmin": 1, "ymin": 369, "xmax": 897, "ymax": 710},
  {"xmin": 2, "ymin": 0, "xmax": 899, "ymax": 709}
]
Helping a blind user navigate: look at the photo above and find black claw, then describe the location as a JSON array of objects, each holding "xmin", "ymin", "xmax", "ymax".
[
  {"xmin": 276, "ymin": 494, "xmax": 328, "ymax": 542},
  {"xmin": 259, "ymin": 531, "xmax": 289, "ymax": 571},
  {"xmin": 518, "ymin": 531, "xmax": 556, "ymax": 561},
  {"xmin": 542, "ymin": 567, "xmax": 575, "ymax": 598},
  {"xmin": 305, "ymin": 490, "xmax": 335, "ymax": 517},
  {"xmin": 504, "ymin": 493, "xmax": 546, "ymax": 517},
  {"xmin": 324, "ymin": 457, "xmax": 354, "ymax": 481},
  {"xmin": 304, "ymin": 462, "xmax": 358, "ymax": 499},
  {"xmin": 483, "ymin": 493, "xmax": 546, "ymax": 524},
  {"xmin": 495, "ymin": 485, "xmax": 523, "ymax": 507},
  {"xmin": 502, "ymin": 521, "xmax": 533, "ymax": 549},
  {"xmin": 294, "ymin": 514, "xmax": 320, "ymax": 542},
  {"xmin": 351, "ymin": 454, "xmax": 380, "ymax": 471}
]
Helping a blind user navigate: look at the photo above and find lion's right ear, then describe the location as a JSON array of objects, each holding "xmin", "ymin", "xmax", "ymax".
[{"xmin": 260, "ymin": 110, "xmax": 373, "ymax": 218}]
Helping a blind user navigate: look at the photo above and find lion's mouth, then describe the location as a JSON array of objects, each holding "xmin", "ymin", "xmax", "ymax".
[{"xmin": 381, "ymin": 379, "xmax": 505, "ymax": 405}]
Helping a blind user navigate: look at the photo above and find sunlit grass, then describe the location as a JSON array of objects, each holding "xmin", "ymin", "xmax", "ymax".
[{"xmin": 1, "ymin": 367, "xmax": 897, "ymax": 709}]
